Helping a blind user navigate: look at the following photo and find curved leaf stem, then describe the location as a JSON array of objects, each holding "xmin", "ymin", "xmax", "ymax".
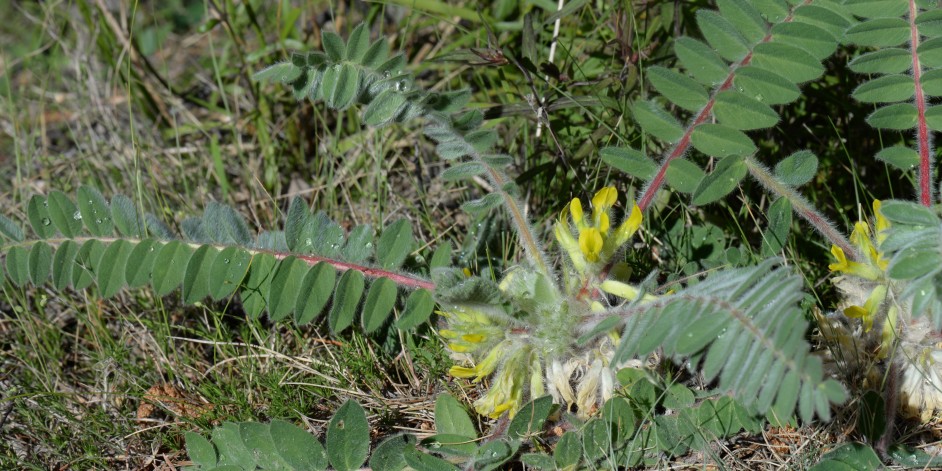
[
  {"xmin": 5, "ymin": 236, "xmax": 436, "ymax": 291},
  {"xmin": 743, "ymin": 156, "xmax": 857, "ymax": 260}
]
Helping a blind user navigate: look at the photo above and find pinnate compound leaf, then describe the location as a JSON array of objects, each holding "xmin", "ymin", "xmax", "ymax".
[
  {"xmin": 674, "ymin": 37, "xmax": 728, "ymax": 85},
  {"xmin": 28, "ymin": 242, "xmax": 52, "ymax": 286},
  {"xmin": 28, "ymin": 195, "xmax": 55, "ymax": 239},
  {"xmin": 435, "ymin": 394, "xmax": 477, "ymax": 439},
  {"xmin": 361, "ymin": 277, "xmax": 398, "ymax": 333},
  {"xmin": 270, "ymin": 419, "xmax": 327, "ymax": 471},
  {"xmin": 774, "ymin": 150, "xmax": 818, "ymax": 186},
  {"xmin": 647, "ymin": 66, "xmax": 709, "ymax": 111},
  {"xmin": 848, "ymin": 48, "xmax": 911, "ymax": 74},
  {"xmin": 691, "ymin": 155, "xmax": 748, "ymax": 205},
  {"xmin": 712, "ymin": 90, "xmax": 779, "ymax": 130},
  {"xmin": 665, "ymin": 159, "xmax": 705, "ymax": 194},
  {"xmin": 184, "ymin": 432, "xmax": 217, "ymax": 468},
  {"xmin": 845, "ymin": 18, "xmax": 909, "ymax": 47},
  {"xmin": 364, "ymin": 89, "xmax": 407, "ymax": 126},
  {"xmin": 632, "ymin": 100, "xmax": 683, "ymax": 143},
  {"xmin": 733, "ymin": 66, "xmax": 799, "ymax": 105},
  {"xmin": 853, "ymin": 75, "xmax": 914, "ymax": 103},
  {"xmin": 876, "ymin": 146, "xmax": 919, "ymax": 171},
  {"xmin": 690, "ymin": 123, "xmax": 756, "ymax": 157},
  {"xmin": 697, "ymin": 10, "xmax": 749, "ymax": 62},
  {"xmin": 600, "ymin": 146, "xmax": 656, "ymax": 180},
  {"xmin": 377, "ymin": 219, "xmax": 413, "ymax": 269},
  {"xmin": 396, "ymin": 288, "xmax": 435, "ymax": 330},
  {"xmin": 295, "ymin": 261, "xmax": 337, "ymax": 325},
  {"xmin": 751, "ymin": 42, "xmax": 824, "ymax": 83},
  {"xmin": 866, "ymin": 103, "xmax": 917, "ymax": 130},
  {"xmin": 327, "ymin": 401, "xmax": 369, "ymax": 471},
  {"xmin": 329, "ymin": 269, "xmax": 364, "ymax": 333},
  {"xmin": 77, "ymin": 185, "xmax": 113, "ymax": 237}
]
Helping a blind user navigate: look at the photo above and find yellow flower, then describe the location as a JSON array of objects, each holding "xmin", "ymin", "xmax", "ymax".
[
  {"xmin": 843, "ymin": 284, "xmax": 888, "ymax": 332},
  {"xmin": 829, "ymin": 246, "xmax": 881, "ymax": 280},
  {"xmin": 555, "ymin": 186, "xmax": 643, "ymax": 272},
  {"xmin": 472, "ymin": 347, "xmax": 529, "ymax": 418},
  {"xmin": 438, "ymin": 307, "xmax": 504, "ymax": 354}
]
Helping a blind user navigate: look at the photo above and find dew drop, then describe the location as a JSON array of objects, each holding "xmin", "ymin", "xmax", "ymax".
[
  {"xmin": 304, "ymin": 238, "xmax": 313, "ymax": 246},
  {"xmin": 73, "ymin": 211, "xmax": 83, "ymax": 221},
  {"xmin": 42, "ymin": 201, "xmax": 49, "ymax": 208},
  {"xmin": 365, "ymin": 242, "xmax": 373, "ymax": 248},
  {"xmin": 383, "ymin": 71, "xmax": 391, "ymax": 78},
  {"xmin": 224, "ymin": 258, "xmax": 230, "ymax": 264},
  {"xmin": 41, "ymin": 217, "xmax": 51, "ymax": 226},
  {"xmin": 95, "ymin": 218, "xmax": 103, "ymax": 224}
]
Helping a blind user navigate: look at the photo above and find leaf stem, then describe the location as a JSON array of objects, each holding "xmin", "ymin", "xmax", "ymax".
[{"xmin": 743, "ymin": 156, "xmax": 857, "ymax": 259}]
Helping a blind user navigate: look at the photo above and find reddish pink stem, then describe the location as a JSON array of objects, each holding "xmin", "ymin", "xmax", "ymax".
[
  {"xmin": 274, "ymin": 252, "xmax": 436, "ymax": 291},
  {"xmin": 909, "ymin": 0, "xmax": 933, "ymax": 207}
]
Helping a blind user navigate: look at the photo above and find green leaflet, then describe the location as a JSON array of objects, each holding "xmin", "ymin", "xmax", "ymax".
[
  {"xmin": 925, "ymin": 105, "xmax": 942, "ymax": 131},
  {"xmin": 0, "ymin": 214, "xmax": 23, "ymax": 242},
  {"xmin": 690, "ymin": 123, "xmax": 757, "ymax": 157},
  {"xmin": 876, "ymin": 146, "xmax": 919, "ymax": 171},
  {"xmin": 774, "ymin": 150, "xmax": 818, "ymax": 186},
  {"xmin": 376, "ymin": 219, "xmax": 413, "ymax": 270},
  {"xmin": 183, "ymin": 245, "xmax": 218, "ymax": 304},
  {"xmin": 52, "ymin": 240, "xmax": 79, "ymax": 290},
  {"xmin": 919, "ymin": 37, "xmax": 942, "ymax": 68},
  {"xmin": 866, "ymin": 103, "xmax": 917, "ymax": 130},
  {"xmin": 344, "ymin": 24, "xmax": 369, "ymax": 62},
  {"xmin": 844, "ymin": 0, "xmax": 908, "ymax": 19},
  {"xmin": 241, "ymin": 253, "xmax": 278, "ymax": 319},
  {"xmin": 7, "ymin": 246, "xmax": 29, "ymax": 287},
  {"xmin": 918, "ymin": 9, "xmax": 942, "ymax": 37},
  {"xmin": 599, "ymin": 146, "xmax": 657, "ymax": 180},
  {"xmin": 46, "ymin": 190, "xmax": 82, "ymax": 238},
  {"xmin": 771, "ymin": 22, "xmax": 837, "ymax": 60},
  {"xmin": 845, "ymin": 18, "xmax": 910, "ymax": 47},
  {"xmin": 750, "ymin": 42, "xmax": 824, "ymax": 83},
  {"xmin": 691, "ymin": 155, "xmax": 748, "ymax": 205},
  {"xmin": 434, "ymin": 394, "xmax": 477, "ymax": 439},
  {"xmin": 267, "ymin": 256, "xmax": 308, "ymax": 322},
  {"xmin": 921, "ymin": 69, "xmax": 942, "ymax": 96},
  {"xmin": 294, "ymin": 261, "xmax": 337, "ymax": 325},
  {"xmin": 665, "ymin": 159, "xmax": 705, "ymax": 194},
  {"xmin": 326, "ymin": 401, "xmax": 370, "ymax": 471},
  {"xmin": 329, "ymin": 269, "xmax": 365, "ymax": 333},
  {"xmin": 632, "ymin": 100, "xmax": 684, "ymax": 143},
  {"xmin": 396, "ymin": 288, "xmax": 435, "ymax": 330},
  {"xmin": 712, "ymin": 90, "xmax": 779, "ymax": 130},
  {"xmin": 792, "ymin": 4, "xmax": 851, "ymax": 39},
  {"xmin": 716, "ymin": 0, "xmax": 768, "ymax": 44},
  {"xmin": 27, "ymin": 195, "xmax": 55, "ymax": 239},
  {"xmin": 73, "ymin": 239, "xmax": 104, "ymax": 290},
  {"xmin": 363, "ymin": 89, "xmax": 407, "ymax": 126},
  {"xmin": 111, "ymin": 194, "xmax": 143, "ymax": 238},
  {"xmin": 674, "ymin": 37, "xmax": 728, "ymax": 85},
  {"xmin": 852, "ymin": 74, "xmax": 915, "ymax": 103},
  {"xmin": 77, "ymin": 185, "xmax": 113, "ymax": 237},
  {"xmin": 125, "ymin": 239, "xmax": 161, "ymax": 289},
  {"xmin": 28, "ymin": 242, "xmax": 52, "ymax": 286},
  {"xmin": 209, "ymin": 246, "xmax": 252, "ymax": 300},
  {"xmin": 361, "ymin": 277, "xmax": 398, "ymax": 333},
  {"xmin": 646, "ymin": 66, "xmax": 709, "ymax": 112},
  {"xmin": 697, "ymin": 10, "xmax": 750, "ymax": 62},
  {"xmin": 848, "ymin": 48, "xmax": 911, "ymax": 74},
  {"xmin": 98, "ymin": 240, "xmax": 134, "ymax": 298},
  {"xmin": 152, "ymin": 241, "xmax": 193, "ymax": 297},
  {"xmin": 732, "ymin": 66, "xmax": 800, "ymax": 105}
]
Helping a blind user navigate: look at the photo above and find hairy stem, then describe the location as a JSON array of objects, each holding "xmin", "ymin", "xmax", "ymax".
[
  {"xmin": 744, "ymin": 156, "xmax": 857, "ymax": 259},
  {"xmin": 7, "ymin": 237, "xmax": 436, "ymax": 291},
  {"xmin": 909, "ymin": 0, "xmax": 934, "ymax": 207}
]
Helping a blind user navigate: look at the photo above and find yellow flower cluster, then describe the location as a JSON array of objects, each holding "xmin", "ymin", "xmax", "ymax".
[
  {"xmin": 828, "ymin": 200, "xmax": 892, "ymax": 335},
  {"xmin": 555, "ymin": 186, "xmax": 642, "ymax": 274}
]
